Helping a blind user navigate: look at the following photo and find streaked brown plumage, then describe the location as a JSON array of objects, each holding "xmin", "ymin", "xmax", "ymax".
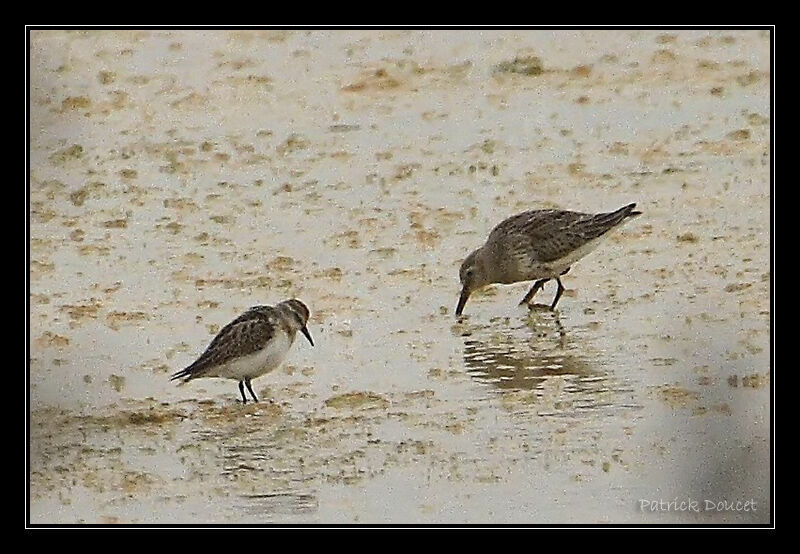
[
  {"xmin": 171, "ymin": 299, "xmax": 313, "ymax": 403},
  {"xmin": 456, "ymin": 203, "xmax": 641, "ymax": 316}
]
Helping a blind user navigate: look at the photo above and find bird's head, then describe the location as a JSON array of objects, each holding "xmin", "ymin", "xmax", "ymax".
[
  {"xmin": 279, "ymin": 299, "xmax": 314, "ymax": 346},
  {"xmin": 456, "ymin": 248, "xmax": 489, "ymax": 317}
]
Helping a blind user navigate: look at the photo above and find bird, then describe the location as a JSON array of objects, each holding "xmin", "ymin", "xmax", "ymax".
[
  {"xmin": 456, "ymin": 203, "xmax": 641, "ymax": 316},
  {"xmin": 171, "ymin": 299, "xmax": 314, "ymax": 403}
]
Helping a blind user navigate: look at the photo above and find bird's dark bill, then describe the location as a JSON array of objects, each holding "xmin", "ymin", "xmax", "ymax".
[
  {"xmin": 455, "ymin": 288, "xmax": 470, "ymax": 317},
  {"xmin": 301, "ymin": 326, "xmax": 314, "ymax": 346}
]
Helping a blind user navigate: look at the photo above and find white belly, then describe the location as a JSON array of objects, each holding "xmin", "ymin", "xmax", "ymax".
[{"xmin": 209, "ymin": 332, "xmax": 293, "ymax": 381}]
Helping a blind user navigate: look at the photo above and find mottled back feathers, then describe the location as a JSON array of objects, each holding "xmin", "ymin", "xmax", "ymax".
[
  {"xmin": 487, "ymin": 203, "xmax": 640, "ymax": 264},
  {"xmin": 171, "ymin": 306, "xmax": 279, "ymax": 382}
]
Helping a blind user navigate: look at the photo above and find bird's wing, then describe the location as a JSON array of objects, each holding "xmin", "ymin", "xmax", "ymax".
[
  {"xmin": 172, "ymin": 307, "xmax": 277, "ymax": 380},
  {"xmin": 488, "ymin": 210, "xmax": 585, "ymax": 262},
  {"xmin": 489, "ymin": 206, "xmax": 636, "ymax": 263}
]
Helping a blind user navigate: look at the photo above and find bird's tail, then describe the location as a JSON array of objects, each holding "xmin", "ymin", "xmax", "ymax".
[
  {"xmin": 578, "ymin": 203, "xmax": 641, "ymax": 241},
  {"xmin": 625, "ymin": 203, "xmax": 643, "ymax": 218},
  {"xmin": 595, "ymin": 203, "xmax": 641, "ymax": 227},
  {"xmin": 170, "ymin": 366, "xmax": 194, "ymax": 384}
]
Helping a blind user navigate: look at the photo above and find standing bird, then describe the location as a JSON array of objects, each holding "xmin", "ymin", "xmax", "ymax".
[
  {"xmin": 456, "ymin": 204, "xmax": 641, "ymax": 316},
  {"xmin": 171, "ymin": 299, "xmax": 314, "ymax": 403}
]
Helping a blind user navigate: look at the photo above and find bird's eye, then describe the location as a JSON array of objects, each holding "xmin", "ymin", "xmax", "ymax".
[{"xmin": 465, "ymin": 269, "xmax": 473, "ymax": 277}]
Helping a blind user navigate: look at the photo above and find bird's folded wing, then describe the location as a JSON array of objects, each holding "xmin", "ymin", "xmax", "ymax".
[
  {"xmin": 516, "ymin": 211, "xmax": 629, "ymax": 263},
  {"xmin": 183, "ymin": 311, "xmax": 276, "ymax": 375},
  {"xmin": 492, "ymin": 210, "xmax": 590, "ymax": 263}
]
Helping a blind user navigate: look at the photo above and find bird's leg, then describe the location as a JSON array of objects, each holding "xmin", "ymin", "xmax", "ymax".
[
  {"xmin": 245, "ymin": 378, "xmax": 259, "ymax": 403},
  {"xmin": 550, "ymin": 278, "xmax": 566, "ymax": 310},
  {"xmin": 519, "ymin": 279, "xmax": 550, "ymax": 307},
  {"xmin": 238, "ymin": 380, "xmax": 248, "ymax": 404}
]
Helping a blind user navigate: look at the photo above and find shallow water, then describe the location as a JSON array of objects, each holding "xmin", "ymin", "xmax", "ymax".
[{"xmin": 29, "ymin": 29, "xmax": 771, "ymax": 524}]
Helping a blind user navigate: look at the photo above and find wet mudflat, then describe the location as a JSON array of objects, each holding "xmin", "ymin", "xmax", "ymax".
[{"xmin": 29, "ymin": 29, "xmax": 770, "ymax": 523}]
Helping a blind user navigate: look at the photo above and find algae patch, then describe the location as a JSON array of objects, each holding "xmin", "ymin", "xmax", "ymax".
[
  {"xmin": 492, "ymin": 56, "xmax": 544, "ymax": 76},
  {"xmin": 324, "ymin": 392, "xmax": 389, "ymax": 410}
]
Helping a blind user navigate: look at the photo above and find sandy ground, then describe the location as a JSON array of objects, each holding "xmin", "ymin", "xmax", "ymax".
[{"xmin": 29, "ymin": 29, "xmax": 771, "ymax": 524}]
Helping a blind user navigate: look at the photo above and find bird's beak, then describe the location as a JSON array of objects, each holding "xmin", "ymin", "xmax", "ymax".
[
  {"xmin": 455, "ymin": 287, "xmax": 471, "ymax": 317},
  {"xmin": 301, "ymin": 326, "xmax": 314, "ymax": 346}
]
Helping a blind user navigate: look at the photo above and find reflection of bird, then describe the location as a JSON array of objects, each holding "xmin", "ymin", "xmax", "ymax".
[
  {"xmin": 171, "ymin": 299, "xmax": 314, "ymax": 403},
  {"xmin": 456, "ymin": 204, "xmax": 641, "ymax": 316},
  {"xmin": 458, "ymin": 316, "xmax": 611, "ymax": 412},
  {"xmin": 463, "ymin": 337, "xmax": 592, "ymax": 391}
]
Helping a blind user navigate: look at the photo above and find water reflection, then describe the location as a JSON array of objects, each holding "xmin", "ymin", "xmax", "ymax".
[
  {"xmin": 459, "ymin": 310, "xmax": 637, "ymax": 416},
  {"xmin": 464, "ymin": 341, "xmax": 592, "ymax": 391}
]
